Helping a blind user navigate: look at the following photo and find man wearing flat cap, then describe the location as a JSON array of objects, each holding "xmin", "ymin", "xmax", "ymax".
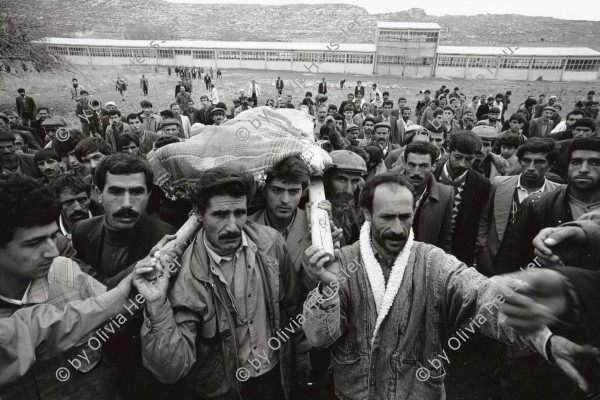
[
  {"xmin": 529, "ymin": 106, "xmax": 557, "ymax": 138},
  {"xmin": 472, "ymin": 125, "xmax": 508, "ymax": 180},
  {"xmin": 159, "ymin": 118, "xmax": 185, "ymax": 139},
  {"xmin": 211, "ymin": 103, "xmax": 228, "ymax": 126},
  {"xmin": 371, "ymin": 121, "xmax": 400, "ymax": 166},
  {"xmin": 324, "ymin": 150, "xmax": 367, "ymax": 245}
]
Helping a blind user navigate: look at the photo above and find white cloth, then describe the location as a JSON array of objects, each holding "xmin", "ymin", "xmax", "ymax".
[
  {"xmin": 179, "ymin": 115, "xmax": 192, "ymax": 138},
  {"xmin": 516, "ymin": 175, "xmax": 547, "ymax": 203},
  {"xmin": 551, "ymin": 120, "xmax": 567, "ymax": 133},
  {"xmin": 211, "ymin": 88, "xmax": 219, "ymax": 105}
]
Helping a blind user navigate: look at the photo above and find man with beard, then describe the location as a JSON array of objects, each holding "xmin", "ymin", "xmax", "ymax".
[
  {"xmin": 104, "ymin": 110, "xmax": 131, "ymax": 152},
  {"xmin": 193, "ymin": 95, "xmax": 214, "ymax": 126},
  {"xmin": 324, "ymin": 150, "xmax": 367, "ymax": 245},
  {"xmin": 301, "ymin": 171, "xmax": 584, "ymax": 400},
  {"xmin": 402, "ymin": 141, "xmax": 453, "ymax": 252},
  {"xmin": 0, "ymin": 132, "xmax": 40, "ymax": 178},
  {"xmin": 49, "ymin": 173, "xmax": 103, "ymax": 239},
  {"xmin": 477, "ymin": 138, "xmax": 563, "ymax": 277},
  {"xmin": 71, "ymin": 154, "xmax": 177, "ymax": 399},
  {"xmin": 433, "ymin": 130, "xmax": 491, "ymax": 266},
  {"xmin": 125, "ymin": 113, "xmax": 161, "ymax": 156},
  {"xmin": 495, "ymin": 137, "xmax": 600, "ymax": 274},
  {"xmin": 314, "ymin": 104, "xmax": 329, "ymax": 138},
  {"xmin": 140, "ymin": 100, "xmax": 162, "ymax": 133},
  {"xmin": 33, "ymin": 149, "xmax": 63, "ymax": 184},
  {"xmin": 15, "ymin": 88, "xmax": 36, "ymax": 127},
  {"xmin": 69, "ymin": 78, "xmax": 84, "ymax": 102},
  {"xmin": 211, "ymin": 105, "xmax": 228, "ymax": 126}
]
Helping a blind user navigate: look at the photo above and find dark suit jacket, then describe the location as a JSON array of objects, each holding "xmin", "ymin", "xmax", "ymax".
[
  {"xmin": 415, "ymin": 174, "xmax": 454, "ymax": 253},
  {"xmin": 374, "ymin": 115, "xmax": 403, "ymax": 145},
  {"xmin": 193, "ymin": 107, "xmax": 214, "ymax": 125},
  {"xmin": 15, "ymin": 153, "xmax": 41, "ymax": 178},
  {"xmin": 276, "ymin": 79, "xmax": 284, "ymax": 90},
  {"xmin": 476, "ymin": 104, "xmax": 490, "ymax": 120},
  {"xmin": 434, "ymin": 160, "xmax": 491, "ymax": 266},
  {"xmin": 72, "ymin": 213, "xmax": 175, "ymax": 288},
  {"xmin": 318, "ymin": 82, "xmax": 327, "ymax": 95},
  {"xmin": 384, "ymin": 145, "xmax": 404, "ymax": 169},
  {"xmin": 355, "ymin": 85, "xmax": 365, "ymax": 97},
  {"xmin": 528, "ymin": 117, "xmax": 554, "ymax": 138},
  {"xmin": 16, "ymin": 96, "xmax": 36, "ymax": 117}
]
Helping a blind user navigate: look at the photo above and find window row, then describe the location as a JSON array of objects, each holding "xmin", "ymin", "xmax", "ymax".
[
  {"xmin": 565, "ymin": 59, "xmax": 600, "ymax": 71},
  {"xmin": 437, "ymin": 56, "xmax": 468, "ymax": 67},
  {"xmin": 437, "ymin": 56, "xmax": 600, "ymax": 71},
  {"xmin": 379, "ymin": 30, "xmax": 439, "ymax": 43},
  {"xmin": 378, "ymin": 55, "xmax": 433, "ymax": 65}
]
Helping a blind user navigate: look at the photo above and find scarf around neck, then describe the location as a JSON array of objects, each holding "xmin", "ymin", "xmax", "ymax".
[{"xmin": 359, "ymin": 221, "xmax": 414, "ymax": 343}]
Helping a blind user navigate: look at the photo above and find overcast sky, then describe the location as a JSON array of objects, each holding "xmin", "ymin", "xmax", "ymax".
[{"xmin": 165, "ymin": 0, "xmax": 600, "ymax": 21}]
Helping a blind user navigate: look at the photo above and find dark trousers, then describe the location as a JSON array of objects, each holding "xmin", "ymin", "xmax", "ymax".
[{"xmin": 240, "ymin": 365, "xmax": 285, "ymax": 400}]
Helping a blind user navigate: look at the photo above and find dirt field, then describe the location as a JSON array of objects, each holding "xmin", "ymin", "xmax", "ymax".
[
  {"xmin": 0, "ymin": 64, "xmax": 596, "ymax": 126},
  {"xmin": 0, "ymin": 64, "xmax": 590, "ymax": 400}
]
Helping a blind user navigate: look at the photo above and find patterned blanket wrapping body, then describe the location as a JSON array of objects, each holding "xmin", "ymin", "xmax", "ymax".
[{"xmin": 147, "ymin": 107, "xmax": 332, "ymax": 198}]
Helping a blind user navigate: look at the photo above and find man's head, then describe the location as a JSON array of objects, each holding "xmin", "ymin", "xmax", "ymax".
[
  {"xmin": 105, "ymin": 102, "xmax": 117, "ymax": 112},
  {"xmin": 95, "ymin": 154, "xmax": 153, "ymax": 231},
  {"xmin": 49, "ymin": 173, "xmax": 92, "ymax": 227},
  {"xmin": 430, "ymin": 100, "xmax": 440, "ymax": 110},
  {"xmin": 161, "ymin": 119, "xmax": 182, "ymax": 136},
  {"xmin": 488, "ymin": 107, "xmax": 500, "ymax": 123},
  {"xmin": 347, "ymin": 93, "xmax": 355, "ymax": 102},
  {"xmin": 517, "ymin": 138, "xmax": 556, "ymax": 186},
  {"xmin": 170, "ymin": 103, "xmax": 181, "ymax": 116},
  {"xmin": 524, "ymin": 98, "xmax": 538, "ymax": 112},
  {"xmin": 497, "ymin": 135, "xmax": 520, "ymax": 160},
  {"xmin": 572, "ymin": 118, "xmax": 597, "ymax": 139},
  {"xmin": 565, "ymin": 109, "xmax": 585, "ymax": 128},
  {"xmin": 34, "ymin": 149, "xmax": 62, "ymax": 180},
  {"xmin": 37, "ymin": 107, "xmax": 50, "ymax": 121},
  {"xmin": 401, "ymin": 107, "xmax": 411, "ymax": 122},
  {"xmin": 586, "ymin": 90, "xmax": 595, "ymax": 101},
  {"xmin": 117, "ymin": 133, "xmax": 140, "ymax": 155},
  {"xmin": 541, "ymin": 107, "xmax": 556, "ymax": 121},
  {"xmin": 211, "ymin": 107, "xmax": 226, "ymax": 125},
  {"xmin": 360, "ymin": 173, "xmax": 415, "ymax": 255},
  {"xmin": 140, "ymin": 100, "xmax": 153, "ymax": 116},
  {"xmin": 404, "ymin": 141, "xmax": 437, "ymax": 191},
  {"xmin": 447, "ymin": 131, "xmax": 482, "ymax": 176},
  {"xmin": 325, "ymin": 150, "xmax": 367, "ymax": 197},
  {"xmin": 333, "ymin": 114, "xmax": 344, "ymax": 131},
  {"xmin": 442, "ymin": 106, "xmax": 454, "ymax": 122},
  {"xmin": 316, "ymin": 104, "xmax": 327, "ymax": 122},
  {"xmin": 428, "ymin": 129, "xmax": 445, "ymax": 150},
  {"xmin": 0, "ymin": 132, "xmax": 17, "ymax": 165},
  {"xmin": 55, "ymin": 130, "xmax": 86, "ymax": 175},
  {"xmin": 13, "ymin": 132, "xmax": 25, "ymax": 153},
  {"xmin": 74, "ymin": 137, "xmax": 112, "ymax": 176},
  {"xmin": 108, "ymin": 109, "xmax": 122, "ymax": 127},
  {"xmin": 264, "ymin": 154, "xmax": 309, "ymax": 222},
  {"xmin": 363, "ymin": 117, "xmax": 376, "ymax": 136},
  {"xmin": 199, "ymin": 95, "xmax": 210, "ymax": 109},
  {"xmin": 126, "ymin": 113, "xmax": 144, "ymax": 135},
  {"xmin": 567, "ymin": 138, "xmax": 600, "ymax": 194},
  {"xmin": 538, "ymin": 94, "xmax": 546, "ymax": 103},
  {"xmin": 472, "ymin": 125, "xmax": 497, "ymax": 156},
  {"xmin": 346, "ymin": 125, "xmax": 360, "ymax": 141},
  {"xmin": 0, "ymin": 174, "xmax": 61, "ymax": 284},
  {"xmin": 187, "ymin": 100, "xmax": 195, "ymax": 111},
  {"xmin": 2, "ymin": 111, "xmax": 19, "ymax": 128},
  {"xmin": 179, "ymin": 86, "xmax": 185, "ymax": 94},
  {"xmin": 72, "ymin": 78, "xmax": 78, "ymax": 85},
  {"xmin": 191, "ymin": 167, "xmax": 255, "ymax": 256},
  {"xmin": 508, "ymin": 113, "xmax": 526, "ymax": 133},
  {"xmin": 343, "ymin": 105, "xmax": 354, "ymax": 120},
  {"xmin": 373, "ymin": 122, "xmax": 391, "ymax": 147},
  {"xmin": 382, "ymin": 100, "xmax": 393, "ymax": 117},
  {"xmin": 17, "ymin": 88, "xmax": 26, "ymax": 98}
]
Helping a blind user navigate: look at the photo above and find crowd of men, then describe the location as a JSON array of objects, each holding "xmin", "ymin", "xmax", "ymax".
[{"xmin": 0, "ymin": 74, "xmax": 599, "ymax": 400}]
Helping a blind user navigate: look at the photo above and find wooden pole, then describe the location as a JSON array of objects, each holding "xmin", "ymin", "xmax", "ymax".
[{"xmin": 308, "ymin": 176, "xmax": 335, "ymax": 261}]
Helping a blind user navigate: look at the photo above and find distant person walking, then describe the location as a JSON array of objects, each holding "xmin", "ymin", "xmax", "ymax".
[
  {"xmin": 210, "ymin": 84, "xmax": 219, "ymax": 105},
  {"xmin": 209, "ymin": 67, "xmax": 214, "ymax": 79},
  {"xmin": 167, "ymin": 66, "xmax": 172, "ymax": 76},
  {"xmin": 15, "ymin": 88, "xmax": 36, "ymax": 127},
  {"xmin": 204, "ymin": 73, "xmax": 212, "ymax": 90},
  {"xmin": 276, "ymin": 77, "xmax": 284, "ymax": 95},
  {"xmin": 115, "ymin": 76, "xmax": 127, "ymax": 101},
  {"xmin": 140, "ymin": 74, "xmax": 149, "ymax": 96},
  {"xmin": 318, "ymin": 77, "xmax": 327, "ymax": 95},
  {"xmin": 248, "ymin": 80, "xmax": 261, "ymax": 105},
  {"xmin": 216, "ymin": 68, "xmax": 222, "ymax": 79},
  {"xmin": 70, "ymin": 78, "xmax": 84, "ymax": 102}
]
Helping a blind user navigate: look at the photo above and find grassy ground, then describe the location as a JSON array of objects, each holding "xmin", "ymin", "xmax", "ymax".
[
  {"xmin": 0, "ymin": 64, "xmax": 587, "ymax": 400},
  {"xmin": 0, "ymin": 64, "xmax": 595, "ymax": 125}
]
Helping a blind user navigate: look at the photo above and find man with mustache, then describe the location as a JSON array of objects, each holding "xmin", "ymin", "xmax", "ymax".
[
  {"xmin": 33, "ymin": 149, "xmax": 63, "ymax": 184},
  {"xmin": 301, "ymin": 172, "xmax": 584, "ymax": 400},
  {"xmin": 402, "ymin": 141, "xmax": 453, "ymax": 252},
  {"xmin": 49, "ymin": 173, "xmax": 103, "ymax": 239},
  {"xmin": 135, "ymin": 167, "xmax": 310, "ymax": 400},
  {"xmin": 0, "ymin": 131, "xmax": 40, "ymax": 178},
  {"xmin": 71, "ymin": 154, "xmax": 176, "ymax": 399},
  {"xmin": 433, "ymin": 130, "xmax": 491, "ymax": 266}
]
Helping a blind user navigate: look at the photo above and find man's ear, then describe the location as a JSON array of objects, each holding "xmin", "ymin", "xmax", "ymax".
[{"xmin": 193, "ymin": 205, "xmax": 203, "ymax": 223}]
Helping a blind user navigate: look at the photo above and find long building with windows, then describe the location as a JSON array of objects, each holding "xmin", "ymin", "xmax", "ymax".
[{"xmin": 42, "ymin": 21, "xmax": 600, "ymax": 81}]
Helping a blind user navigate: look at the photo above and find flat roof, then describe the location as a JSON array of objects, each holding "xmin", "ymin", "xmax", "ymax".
[
  {"xmin": 42, "ymin": 38, "xmax": 377, "ymax": 53},
  {"xmin": 438, "ymin": 46, "xmax": 600, "ymax": 57},
  {"xmin": 377, "ymin": 22, "xmax": 441, "ymax": 30}
]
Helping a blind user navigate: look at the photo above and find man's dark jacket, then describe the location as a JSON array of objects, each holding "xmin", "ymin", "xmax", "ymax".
[
  {"xmin": 494, "ymin": 186, "xmax": 572, "ymax": 274},
  {"xmin": 193, "ymin": 107, "xmax": 214, "ymax": 125},
  {"xmin": 434, "ymin": 159, "xmax": 491, "ymax": 266}
]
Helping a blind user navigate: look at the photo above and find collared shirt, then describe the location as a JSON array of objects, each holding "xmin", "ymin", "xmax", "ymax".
[
  {"xmin": 203, "ymin": 232, "xmax": 277, "ymax": 378},
  {"xmin": 59, "ymin": 211, "xmax": 93, "ymax": 240},
  {"xmin": 516, "ymin": 175, "xmax": 547, "ymax": 203},
  {"xmin": 0, "ymin": 283, "xmax": 32, "ymax": 305}
]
